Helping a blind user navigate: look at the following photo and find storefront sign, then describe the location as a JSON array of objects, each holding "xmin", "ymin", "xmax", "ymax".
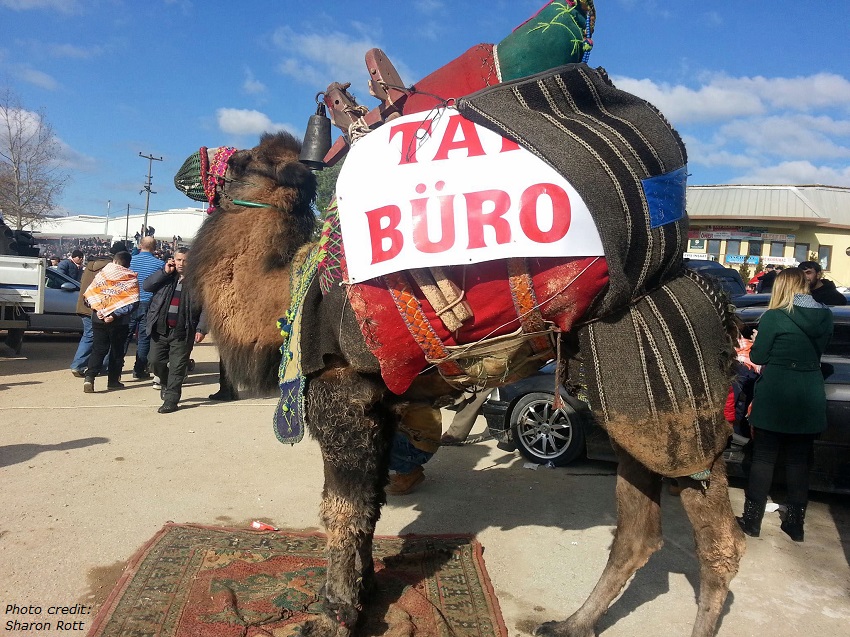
[
  {"xmin": 692, "ymin": 228, "xmax": 795, "ymax": 242},
  {"xmin": 725, "ymin": 255, "xmax": 760, "ymax": 265},
  {"xmin": 335, "ymin": 108, "xmax": 604, "ymax": 282},
  {"xmin": 762, "ymin": 256, "xmax": 798, "ymax": 266}
]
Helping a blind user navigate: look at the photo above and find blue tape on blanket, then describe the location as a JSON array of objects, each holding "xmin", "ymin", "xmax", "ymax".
[{"xmin": 643, "ymin": 166, "xmax": 687, "ymax": 228}]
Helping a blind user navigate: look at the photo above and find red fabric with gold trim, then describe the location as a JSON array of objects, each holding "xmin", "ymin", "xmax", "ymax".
[{"xmin": 344, "ymin": 257, "xmax": 608, "ymax": 394}]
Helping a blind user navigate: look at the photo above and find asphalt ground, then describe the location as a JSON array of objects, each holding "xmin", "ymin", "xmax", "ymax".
[{"xmin": 1, "ymin": 334, "xmax": 849, "ymax": 637}]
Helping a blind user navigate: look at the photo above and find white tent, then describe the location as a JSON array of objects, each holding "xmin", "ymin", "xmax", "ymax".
[{"xmin": 32, "ymin": 207, "xmax": 208, "ymax": 243}]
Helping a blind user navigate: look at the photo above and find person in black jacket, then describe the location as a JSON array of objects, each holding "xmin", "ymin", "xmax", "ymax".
[
  {"xmin": 57, "ymin": 249, "xmax": 84, "ymax": 281},
  {"xmin": 798, "ymin": 261, "xmax": 847, "ymax": 306},
  {"xmin": 144, "ymin": 247, "xmax": 206, "ymax": 413}
]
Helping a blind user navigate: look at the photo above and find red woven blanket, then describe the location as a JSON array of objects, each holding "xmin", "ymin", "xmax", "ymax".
[{"xmin": 341, "ymin": 256, "xmax": 608, "ymax": 394}]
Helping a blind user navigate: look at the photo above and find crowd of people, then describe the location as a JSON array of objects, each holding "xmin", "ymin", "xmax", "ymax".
[
  {"xmin": 69, "ymin": 238, "xmax": 235, "ymax": 414},
  {"xmin": 42, "ymin": 236, "xmax": 179, "ymax": 265},
  {"xmin": 748, "ymin": 262, "xmax": 847, "ymax": 305}
]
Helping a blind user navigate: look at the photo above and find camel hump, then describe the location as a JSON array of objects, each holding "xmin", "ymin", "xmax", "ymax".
[{"xmin": 458, "ymin": 64, "xmax": 689, "ymax": 316}]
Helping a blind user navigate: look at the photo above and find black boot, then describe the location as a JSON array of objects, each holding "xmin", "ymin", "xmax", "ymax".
[
  {"xmin": 736, "ymin": 497, "xmax": 766, "ymax": 537},
  {"xmin": 781, "ymin": 504, "xmax": 806, "ymax": 542}
]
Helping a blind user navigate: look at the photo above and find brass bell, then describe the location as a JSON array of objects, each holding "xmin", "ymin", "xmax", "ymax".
[{"xmin": 299, "ymin": 99, "xmax": 332, "ymax": 171}]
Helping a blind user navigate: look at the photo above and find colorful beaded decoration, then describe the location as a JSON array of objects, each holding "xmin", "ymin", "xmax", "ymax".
[
  {"xmin": 203, "ymin": 146, "xmax": 237, "ymax": 212},
  {"xmin": 273, "ymin": 245, "xmax": 322, "ymax": 445}
]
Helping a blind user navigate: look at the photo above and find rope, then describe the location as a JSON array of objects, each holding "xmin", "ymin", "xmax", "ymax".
[
  {"xmin": 418, "ymin": 256, "xmax": 603, "ymax": 376},
  {"xmin": 345, "ymin": 104, "xmax": 370, "ymax": 144}
]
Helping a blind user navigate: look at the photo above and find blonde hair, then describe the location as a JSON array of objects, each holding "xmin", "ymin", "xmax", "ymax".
[{"xmin": 768, "ymin": 268, "xmax": 809, "ymax": 312}]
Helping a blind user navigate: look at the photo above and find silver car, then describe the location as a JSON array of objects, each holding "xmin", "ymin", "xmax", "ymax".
[{"xmin": 26, "ymin": 268, "xmax": 84, "ymax": 333}]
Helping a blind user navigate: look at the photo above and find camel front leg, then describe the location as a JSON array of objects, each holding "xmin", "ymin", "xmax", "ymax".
[
  {"xmin": 537, "ymin": 449, "xmax": 663, "ymax": 637},
  {"xmin": 678, "ymin": 456, "xmax": 745, "ymax": 637},
  {"xmin": 302, "ymin": 369, "xmax": 392, "ymax": 637}
]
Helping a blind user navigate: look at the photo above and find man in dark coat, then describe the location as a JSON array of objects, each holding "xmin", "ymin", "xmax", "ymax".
[
  {"xmin": 755, "ymin": 264, "xmax": 777, "ymax": 293},
  {"xmin": 798, "ymin": 261, "xmax": 847, "ymax": 305},
  {"xmin": 57, "ymin": 249, "xmax": 84, "ymax": 281},
  {"xmin": 144, "ymin": 247, "xmax": 205, "ymax": 413}
]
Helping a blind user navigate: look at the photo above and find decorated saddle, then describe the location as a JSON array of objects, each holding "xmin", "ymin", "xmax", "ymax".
[{"xmin": 306, "ymin": 61, "xmax": 689, "ymax": 396}]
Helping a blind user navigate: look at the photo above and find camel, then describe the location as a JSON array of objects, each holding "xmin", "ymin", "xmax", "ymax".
[{"xmin": 178, "ymin": 60, "xmax": 746, "ymax": 636}]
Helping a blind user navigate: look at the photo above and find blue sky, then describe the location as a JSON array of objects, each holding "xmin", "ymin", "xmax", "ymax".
[{"xmin": 2, "ymin": 0, "xmax": 849, "ymax": 219}]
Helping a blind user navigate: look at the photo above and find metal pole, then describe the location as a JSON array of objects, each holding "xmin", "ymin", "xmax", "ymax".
[
  {"xmin": 104, "ymin": 199, "xmax": 111, "ymax": 238},
  {"xmin": 139, "ymin": 152, "xmax": 163, "ymax": 234},
  {"xmin": 125, "ymin": 204, "xmax": 130, "ymax": 242}
]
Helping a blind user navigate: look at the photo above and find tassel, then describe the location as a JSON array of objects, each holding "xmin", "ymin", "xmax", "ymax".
[{"xmin": 553, "ymin": 330, "xmax": 564, "ymax": 409}]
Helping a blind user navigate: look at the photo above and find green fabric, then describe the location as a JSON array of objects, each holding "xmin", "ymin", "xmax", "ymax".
[
  {"xmin": 495, "ymin": 1, "xmax": 589, "ymax": 82},
  {"xmin": 749, "ymin": 306, "xmax": 834, "ymax": 434}
]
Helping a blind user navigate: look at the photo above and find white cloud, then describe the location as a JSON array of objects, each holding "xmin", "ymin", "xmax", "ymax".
[
  {"xmin": 680, "ymin": 136, "xmax": 759, "ymax": 170},
  {"xmin": 16, "ymin": 66, "xmax": 59, "ymax": 90},
  {"xmin": 273, "ymin": 26, "xmax": 380, "ymax": 92},
  {"xmin": 727, "ymin": 73, "xmax": 850, "ymax": 111},
  {"xmin": 47, "ymin": 43, "xmax": 103, "ymax": 59},
  {"xmin": 413, "ymin": 0, "xmax": 444, "ymax": 13},
  {"xmin": 0, "ymin": 0, "xmax": 79, "ymax": 12},
  {"xmin": 732, "ymin": 161, "xmax": 850, "ymax": 188},
  {"xmin": 613, "ymin": 76, "xmax": 765, "ymax": 125},
  {"xmin": 272, "ymin": 26, "xmax": 416, "ymax": 94},
  {"xmin": 54, "ymin": 137, "xmax": 96, "ymax": 172},
  {"xmin": 614, "ymin": 73, "xmax": 850, "ymax": 126},
  {"xmin": 613, "ymin": 71, "xmax": 850, "ymax": 187},
  {"xmin": 719, "ymin": 115, "xmax": 850, "ymax": 161},
  {"xmin": 0, "ymin": 106, "xmax": 42, "ymax": 145},
  {"xmin": 215, "ymin": 108, "xmax": 295, "ymax": 136},
  {"xmin": 242, "ymin": 69, "xmax": 266, "ymax": 95}
]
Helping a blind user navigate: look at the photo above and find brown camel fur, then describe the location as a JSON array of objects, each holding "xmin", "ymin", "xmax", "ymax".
[{"xmin": 186, "ymin": 131, "xmax": 746, "ymax": 637}]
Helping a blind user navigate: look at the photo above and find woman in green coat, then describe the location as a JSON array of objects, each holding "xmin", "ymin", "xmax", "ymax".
[{"xmin": 736, "ymin": 268, "xmax": 833, "ymax": 542}]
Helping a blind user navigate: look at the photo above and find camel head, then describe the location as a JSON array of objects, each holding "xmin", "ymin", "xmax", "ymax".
[{"xmin": 175, "ymin": 131, "xmax": 319, "ymax": 394}]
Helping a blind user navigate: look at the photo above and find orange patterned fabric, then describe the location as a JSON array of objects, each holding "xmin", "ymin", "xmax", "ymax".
[
  {"xmin": 83, "ymin": 262, "xmax": 139, "ymax": 316},
  {"xmin": 384, "ymin": 271, "xmax": 464, "ymax": 377},
  {"xmin": 507, "ymin": 258, "xmax": 553, "ymax": 354}
]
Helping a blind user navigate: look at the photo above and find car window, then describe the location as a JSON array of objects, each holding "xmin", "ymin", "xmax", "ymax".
[
  {"xmin": 45, "ymin": 269, "xmax": 79, "ymax": 290},
  {"xmin": 45, "ymin": 269, "xmax": 66, "ymax": 289},
  {"xmin": 825, "ymin": 324, "xmax": 850, "ymax": 357}
]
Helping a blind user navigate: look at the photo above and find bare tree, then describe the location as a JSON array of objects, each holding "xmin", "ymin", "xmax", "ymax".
[{"xmin": 0, "ymin": 87, "xmax": 68, "ymax": 230}]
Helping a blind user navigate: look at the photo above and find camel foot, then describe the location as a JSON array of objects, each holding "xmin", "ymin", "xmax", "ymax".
[
  {"xmin": 297, "ymin": 614, "xmax": 352, "ymax": 637},
  {"xmin": 535, "ymin": 619, "xmax": 595, "ymax": 637}
]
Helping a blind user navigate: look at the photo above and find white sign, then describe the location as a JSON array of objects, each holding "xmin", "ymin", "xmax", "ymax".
[
  {"xmin": 762, "ymin": 256, "xmax": 798, "ymax": 266},
  {"xmin": 335, "ymin": 108, "xmax": 604, "ymax": 283}
]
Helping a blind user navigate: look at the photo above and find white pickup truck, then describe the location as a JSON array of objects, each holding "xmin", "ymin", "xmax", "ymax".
[{"xmin": 0, "ymin": 254, "xmax": 47, "ymax": 353}]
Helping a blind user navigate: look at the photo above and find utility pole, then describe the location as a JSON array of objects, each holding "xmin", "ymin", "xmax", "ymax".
[{"xmin": 139, "ymin": 152, "xmax": 163, "ymax": 234}]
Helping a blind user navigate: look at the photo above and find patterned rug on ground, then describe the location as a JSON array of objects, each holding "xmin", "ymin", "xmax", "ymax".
[{"xmin": 89, "ymin": 523, "xmax": 506, "ymax": 637}]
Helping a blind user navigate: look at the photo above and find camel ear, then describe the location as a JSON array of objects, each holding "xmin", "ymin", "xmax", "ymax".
[{"xmin": 277, "ymin": 162, "xmax": 317, "ymax": 211}]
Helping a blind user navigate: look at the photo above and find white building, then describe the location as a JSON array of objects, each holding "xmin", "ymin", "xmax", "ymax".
[{"xmin": 31, "ymin": 207, "xmax": 208, "ymax": 243}]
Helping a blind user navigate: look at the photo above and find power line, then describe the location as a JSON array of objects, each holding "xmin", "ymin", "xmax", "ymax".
[{"xmin": 139, "ymin": 151, "xmax": 163, "ymax": 233}]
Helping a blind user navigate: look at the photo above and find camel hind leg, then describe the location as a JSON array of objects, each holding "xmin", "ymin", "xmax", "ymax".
[
  {"xmin": 302, "ymin": 367, "xmax": 394, "ymax": 637},
  {"xmin": 678, "ymin": 455, "xmax": 745, "ymax": 637},
  {"xmin": 538, "ymin": 449, "xmax": 664, "ymax": 637}
]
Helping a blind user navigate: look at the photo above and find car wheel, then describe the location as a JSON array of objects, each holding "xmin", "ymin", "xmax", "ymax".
[{"xmin": 509, "ymin": 392, "xmax": 585, "ymax": 466}]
